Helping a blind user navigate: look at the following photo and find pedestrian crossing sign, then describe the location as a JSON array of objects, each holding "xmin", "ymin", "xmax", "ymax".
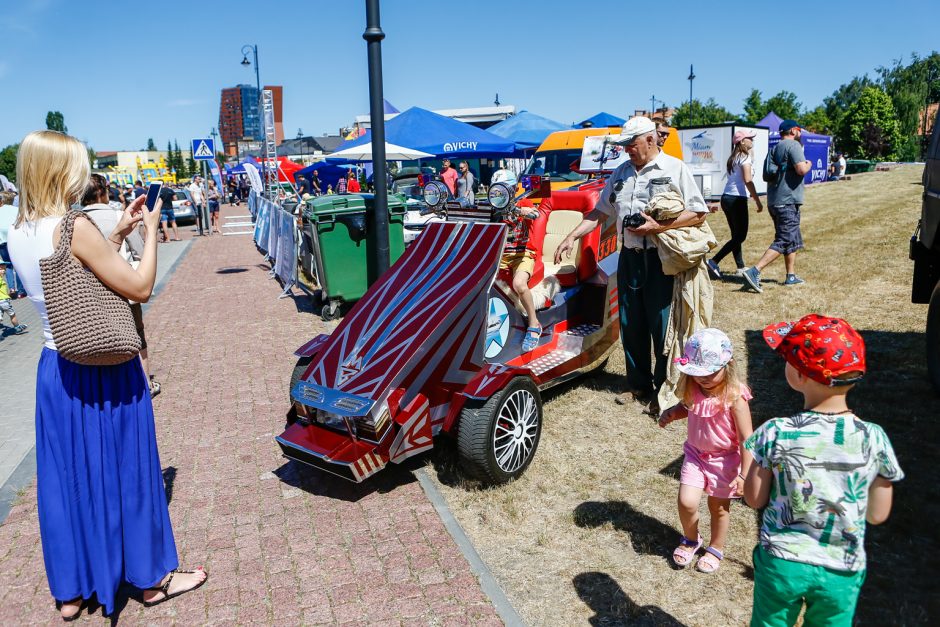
[{"xmin": 191, "ymin": 138, "xmax": 215, "ymax": 160}]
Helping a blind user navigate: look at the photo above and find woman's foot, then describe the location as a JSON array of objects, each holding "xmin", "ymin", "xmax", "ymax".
[
  {"xmin": 142, "ymin": 568, "xmax": 208, "ymax": 606},
  {"xmin": 59, "ymin": 597, "xmax": 83, "ymax": 621}
]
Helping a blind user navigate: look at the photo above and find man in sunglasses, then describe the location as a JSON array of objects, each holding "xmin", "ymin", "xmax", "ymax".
[
  {"xmin": 656, "ymin": 122, "xmax": 671, "ymax": 148},
  {"xmin": 554, "ymin": 116, "xmax": 707, "ymax": 415}
]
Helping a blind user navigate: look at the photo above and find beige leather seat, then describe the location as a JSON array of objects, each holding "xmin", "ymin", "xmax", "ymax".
[{"xmin": 541, "ymin": 210, "xmax": 583, "ymax": 285}]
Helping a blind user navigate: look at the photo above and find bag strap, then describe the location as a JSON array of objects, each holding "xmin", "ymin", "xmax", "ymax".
[{"xmin": 49, "ymin": 210, "xmax": 85, "ymax": 259}]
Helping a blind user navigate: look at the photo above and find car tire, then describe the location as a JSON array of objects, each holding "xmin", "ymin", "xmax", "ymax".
[
  {"xmin": 289, "ymin": 355, "xmax": 313, "ymax": 402},
  {"xmin": 457, "ymin": 377, "xmax": 542, "ymax": 484},
  {"xmin": 927, "ymin": 279, "xmax": 940, "ymax": 393}
]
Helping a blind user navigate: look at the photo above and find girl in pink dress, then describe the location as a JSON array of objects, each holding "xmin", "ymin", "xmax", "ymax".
[{"xmin": 658, "ymin": 328, "xmax": 754, "ymax": 573}]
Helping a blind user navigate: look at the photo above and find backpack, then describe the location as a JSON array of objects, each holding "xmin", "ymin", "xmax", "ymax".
[
  {"xmin": 763, "ymin": 143, "xmax": 786, "ymax": 184},
  {"xmin": 471, "ymin": 171, "xmax": 480, "ymax": 194}
]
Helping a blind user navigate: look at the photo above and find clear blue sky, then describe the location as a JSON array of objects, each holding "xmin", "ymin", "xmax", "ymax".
[{"xmin": 1, "ymin": 0, "xmax": 936, "ymax": 150}]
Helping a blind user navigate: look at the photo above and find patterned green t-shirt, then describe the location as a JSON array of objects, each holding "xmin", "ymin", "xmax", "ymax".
[{"xmin": 745, "ymin": 411, "xmax": 903, "ymax": 572}]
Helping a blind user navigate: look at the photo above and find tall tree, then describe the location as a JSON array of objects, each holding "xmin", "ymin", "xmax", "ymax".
[
  {"xmin": 824, "ymin": 75, "xmax": 877, "ymax": 133},
  {"xmin": 840, "ymin": 86, "xmax": 902, "ymax": 160},
  {"xmin": 764, "ymin": 91, "xmax": 802, "ymax": 121},
  {"xmin": 671, "ymin": 98, "xmax": 738, "ymax": 127},
  {"xmin": 877, "ymin": 52, "xmax": 940, "ymax": 160},
  {"xmin": 45, "ymin": 111, "xmax": 67, "ymax": 133},
  {"xmin": 742, "ymin": 89, "xmax": 767, "ymax": 124},
  {"xmin": 166, "ymin": 140, "xmax": 176, "ymax": 173},
  {"xmin": 146, "ymin": 138, "xmax": 157, "ymax": 151},
  {"xmin": 799, "ymin": 106, "xmax": 835, "ymax": 135},
  {"xmin": 0, "ymin": 144, "xmax": 18, "ymax": 182}
]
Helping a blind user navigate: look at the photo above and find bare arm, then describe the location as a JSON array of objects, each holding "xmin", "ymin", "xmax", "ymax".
[
  {"xmin": 553, "ymin": 209, "xmax": 603, "ymax": 264},
  {"xmin": 730, "ymin": 396, "xmax": 755, "ymax": 495},
  {"xmin": 657, "ymin": 403, "xmax": 688, "ymax": 427},
  {"xmin": 794, "ymin": 160, "xmax": 812, "ymax": 176},
  {"xmin": 741, "ymin": 163, "xmax": 763, "ymax": 212},
  {"xmin": 866, "ymin": 476, "xmax": 894, "ymax": 524},
  {"xmin": 68, "ymin": 195, "xmax": 161, "ymax": 303},
  {"xmin": 744, "ymin": 464, "xmax": 773, "ymax": 509},
  {"xmin": 628, "ymin": 208, "xmax": 705, "ymax": 236}
]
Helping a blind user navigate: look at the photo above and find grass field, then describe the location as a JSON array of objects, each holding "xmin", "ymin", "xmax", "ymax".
[{"xmin": 427, "ymin": 165, "xmax": 938, "ymax": 626}]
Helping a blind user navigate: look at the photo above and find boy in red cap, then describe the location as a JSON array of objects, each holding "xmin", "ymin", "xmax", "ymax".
[{"xmin": 743, "ymin": 314, "xmax": 903, "ymax": 626}]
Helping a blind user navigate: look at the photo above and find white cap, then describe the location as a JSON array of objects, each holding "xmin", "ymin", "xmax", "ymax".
[{"xmin": 610, "ymin": 116, "xmax": 656, "ymax": 145}]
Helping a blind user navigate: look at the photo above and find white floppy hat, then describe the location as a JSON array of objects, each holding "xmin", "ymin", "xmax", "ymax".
[{"xmin": 610, "ymin": 116, "xmax": 656, "ymax": 145}]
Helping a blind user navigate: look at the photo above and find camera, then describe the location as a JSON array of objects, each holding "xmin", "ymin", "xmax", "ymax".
[{"xmin": 622, "ymin": 212, "xmax": 647, "ymax": 230}]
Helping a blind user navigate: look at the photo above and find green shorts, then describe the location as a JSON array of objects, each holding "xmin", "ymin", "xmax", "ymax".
[{"xmin": 751, "ymin": 546, "xmax": 866, "ymax": 627}]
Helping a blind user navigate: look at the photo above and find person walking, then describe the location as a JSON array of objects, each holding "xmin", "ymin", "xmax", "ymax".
[
  {"xmin": 457, "ymin": 161, "xmax": 475, "ymax": 205},
  {"xmin": 555, "ymin": 116, "xmax": 708, "ymax": 415},
  {"xmin": 742, "ymin": 120, "xmax": 811, "ymax": 293},
  {"xmin": 441, "ymin": 158, "xmax": 458, "ymax": 197},
  {"xmin": 310, "ymin": 170, "xmax": 321, "ymax": 195},
  {"xmin": 335, "ymin": 171, "xmax": 348, "ymax": 195},
  {"xmin": 707, "ymin": 130, "xmax": 764, "ymax": 279},
  {"xmin": 207, "ymin": 180, "xmax": 221, "ymax": 234},
  {"xmin": 7, "ymin": 130, "xmax": 207, "ymax": 621},
  {"xmin": 158, "ymin": 185, "xmax": 180, "ymax": 242},
  {"xmin": 1, "ymin": 190, "xmax": 25, "ymax": 297},
  {"xmin": 189, "ymin": 176, "xmax": 206, "ymax": 236},
  {"xmin": 347, "ymin": 170, "xmax": 361, "ymax": 193}
]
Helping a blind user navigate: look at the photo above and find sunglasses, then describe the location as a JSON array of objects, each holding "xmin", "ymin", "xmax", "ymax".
[
  {"xmin": 608, "ymin": 179, "xmax": 624, "ymax": 205},
  {"xmin": 657, "ymin": 131, "xmax": 670, "ymax": 139}
]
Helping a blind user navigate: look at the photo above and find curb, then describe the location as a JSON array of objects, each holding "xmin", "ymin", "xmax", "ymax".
[
  {"xmin": 0, "ymin": 240, "xmax": 194, "ymax": 526},
  {"xmin": 415, "ymin": 468, "xmax": 526, "ymax": 627}
]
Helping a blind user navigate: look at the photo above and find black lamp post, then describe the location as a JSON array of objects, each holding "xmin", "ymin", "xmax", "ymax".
[
  {"xmin": 241, "ymin": 44, "xmax": 264, "ymax": 195},
  {"xmin": 297, "ymin": 128, "xmax": 305, "ymax": 164},
  {"xmin": 687, "ymin": 65, "xmax": 696, "ymax": 126},
  {"xmin": 364, "ymin": 0, "xmax": 390, "ymax": 276}
]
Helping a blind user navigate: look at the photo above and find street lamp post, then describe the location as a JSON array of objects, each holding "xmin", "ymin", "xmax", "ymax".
[
  {"xmin": 240, "ymin": 44, "xmax": 263, "ymax": 196},
  {"xmin": 363, "ymin": 0, "xmax": 390, "ymax": 277},
  {"xmin": 687, "ymin": 65, "xmax": 696, "ymax": 127},
  {"xmin": 297, "ymin": 128, "xmax": 305, "ymax": 165}
]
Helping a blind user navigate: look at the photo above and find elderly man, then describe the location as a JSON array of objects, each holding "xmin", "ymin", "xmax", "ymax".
[{"xmin": 555, "ymin": 116, "xmax": 707, "ymax": 414}]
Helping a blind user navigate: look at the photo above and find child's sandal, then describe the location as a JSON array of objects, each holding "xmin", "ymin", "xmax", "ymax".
[
  {"xmin": 672, "ymin": 535, "xmax": 702, "ymax": 568},
  {"xmin": 696, "ymin": 546, "xmax": 723, "ymax": 573}
]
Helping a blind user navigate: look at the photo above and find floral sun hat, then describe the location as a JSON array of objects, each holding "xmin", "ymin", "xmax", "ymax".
[{"xmin": 675, "ymin": 328, "xmax": 734, "ymax": 377}]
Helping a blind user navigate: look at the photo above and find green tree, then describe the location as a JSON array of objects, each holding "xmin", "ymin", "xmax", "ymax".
[
  {"xmin": 878, "ymin": 52, "xmax": 940, "ymax": 160},
  {"xmin": 166, "ymin": 140, "xmax": 175, "ymax": 173},
  {"xmin": 824, "ymin": 75, "xmax": 877, "ymax": 134},
  {"xmin": 45, "ymin": 111, "xmax": 67, "ymax": 133},
  {"xmin": 0, "ymin": 144, "xmax": 18, "ymax": 182},
  {"xmin": 764, "ymin": 91, "xmax": 802, "ymax": 121},
  {"xmin": 146, "ymin": 138, "xmax": 157, "ymax": 151},
  {"xmin": 742, "ymin": 89, "xmax": 767, "ymax": 124},
  {"xmin": 186, "ymin": 154, "xmax": 197, "ymax": 179},
  {"xmin": 671, "ymin": 98, "xmax": 738, "ymax": 127},
  {"xmin": 87, "ymin": 146, "xmax": 97, "ymax": 168},
  {"xmin": 799, "ymin": 106, "xmax": 835, "ymax": 135},
  {"xmin": 840, "ymin": 86, "xmax": 902, "ymax": 160}
]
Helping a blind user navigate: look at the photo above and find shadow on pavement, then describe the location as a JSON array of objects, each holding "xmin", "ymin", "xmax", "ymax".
[
  {"xmin": 572, "ymin": 571, "xmax": 687, "ymax": 626},
  {"xmin": 215, "ymin": 267, "xmax": 248, "ymax": 274},
  {"xmin": 162, "ymin": 467, "xmax": 177, "ymax": 505},
  {"xmin": 273, "ymin": 457, "xmax": 421, "ymax": 503},
  {"xmin": 573, "ymin": 500, "xmax": 675, "ymax": 562},
  {"xmin": 658, "ymin": 454, "xmax": 684, "ymax": 480}
]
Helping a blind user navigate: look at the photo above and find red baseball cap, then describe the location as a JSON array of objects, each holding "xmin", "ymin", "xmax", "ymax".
[{"xmin": 762, "ymin": 314, "xmax": 866, "ymax": 387}]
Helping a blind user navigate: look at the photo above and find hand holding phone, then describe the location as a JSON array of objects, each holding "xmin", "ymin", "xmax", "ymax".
[{"xmin": 144, "ymin": 182, "xmax": 163, "ymax": 211}]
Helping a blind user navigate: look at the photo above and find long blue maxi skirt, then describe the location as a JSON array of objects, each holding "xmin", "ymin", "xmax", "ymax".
[{"xmin": 35, "ymin": 348, "xmax": 178, "ymax": 615}]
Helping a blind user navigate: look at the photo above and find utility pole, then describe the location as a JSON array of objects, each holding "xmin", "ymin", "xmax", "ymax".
[
  {"xmin": 687, "ymin": 65, "xmax": 696, "ymax": 126},
  {"xmin": 650, "ymin": 94, "xmax": 658, "ymax": 118},
  {"xmin": 364, "ymin": 0, "xmax": 390, "ymax": 277}
]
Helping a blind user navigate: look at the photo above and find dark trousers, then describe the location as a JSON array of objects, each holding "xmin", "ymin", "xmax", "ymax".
[
  {"xmin": 617, "ymin": 248, "xmax": 674, "ymax": 394},
  {"xmin": 712, "ymin": 194, "xmax": 749, "ymax": 269}
]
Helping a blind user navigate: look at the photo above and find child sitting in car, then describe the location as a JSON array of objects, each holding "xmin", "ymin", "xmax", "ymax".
[{"xmin": 500, "ymin": 198, "xmax": 545, "ymax": 353}]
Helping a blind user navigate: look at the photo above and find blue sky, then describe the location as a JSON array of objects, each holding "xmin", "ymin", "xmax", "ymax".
[{"xmin": 1, "ymin": 0, "xmax": 937, "ymax": 151}]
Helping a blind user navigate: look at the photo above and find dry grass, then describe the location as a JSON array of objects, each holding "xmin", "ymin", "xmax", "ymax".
[{"xmin": 426, "ymin": 165, "xmax": 938, "ymax": 626}]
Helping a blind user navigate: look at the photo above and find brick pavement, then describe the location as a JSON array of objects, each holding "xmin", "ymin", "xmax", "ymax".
[{"xmin": 0, "ymin": 204, "xmax": 503, "ymax": 625}]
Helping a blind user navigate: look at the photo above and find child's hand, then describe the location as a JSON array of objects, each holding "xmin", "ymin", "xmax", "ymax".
[
  {"xmin": 657, "ymin": 407, "xmax": 676, "ymax": 428},
  {"xmin": 730, "ymin": 474, "xmax": 745, "ymax": 496}
]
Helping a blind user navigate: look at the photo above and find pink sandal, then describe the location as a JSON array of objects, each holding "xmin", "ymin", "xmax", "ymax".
[
  {"xmin": 672, "ymin": 535, "xmax": 702, "ymax": 568},
  {"xmin": 696, "ymin": 546, "xmax": 723, "ymax": 573}
]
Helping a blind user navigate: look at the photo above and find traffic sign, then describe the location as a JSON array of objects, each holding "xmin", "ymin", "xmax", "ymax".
[{"xmin": 191, "ymin": 138, "xmax": 215, "ymax": 160}]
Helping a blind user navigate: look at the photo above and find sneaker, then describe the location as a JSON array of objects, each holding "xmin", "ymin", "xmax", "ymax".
[
  {"xmin": 742, "ymin": 267, "xmax": 763, "ymax": 293},
  {"xmin": 784, "ymin": 274, "xmax": 805, "ymax": 286},
  {"xmin": 733, "ymin": 267, "xmax": 747, "ymax": 277},
  {"xmin": 12, "ymin": 324, "xmax": 27, "ymax": 334},
  {"xmin": 705, "ymin": 259, "xmax": 722, "ymax": 281}
]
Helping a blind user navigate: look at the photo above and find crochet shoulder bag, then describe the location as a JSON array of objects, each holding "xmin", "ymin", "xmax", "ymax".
[{"xmin": 40, "ymin": 210, "xmax": 141, "ymax": 365}]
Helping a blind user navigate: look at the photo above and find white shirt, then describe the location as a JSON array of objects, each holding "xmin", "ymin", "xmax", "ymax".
[
  {"xmin": 7, "ymin": 216, "xmax": 62, "ymax": 350},
  {"xmin": 595, "ymin": 150, "xmax": 707, "ymax": 249},
  {"xmin": 189, "ymin": 182, "xmax": 204, "ymax": 205},
  {"xmin": 723, "ymin": 154, "xmax": 753, "ymax": 197},
  {"xmin": 0, "ymin": 204, "xmax": 17, "ymax": 244},
  {"xmin": 836, "ymin": 156, "xmax": 846, "ymax": 176}
]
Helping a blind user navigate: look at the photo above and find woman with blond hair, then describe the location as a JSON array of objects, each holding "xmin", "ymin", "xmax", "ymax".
[{"xmin": 7, "ymin": 131, "xmax": 206, "ymax": 621}]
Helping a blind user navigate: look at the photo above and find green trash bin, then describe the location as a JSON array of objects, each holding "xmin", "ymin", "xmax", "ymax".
[
  {"xmin": 301, "ymin": 193, "xmax": 406, "ymax": 320},
  {"xmin": 845, "ymin": 159, "xmax": 875, "ymax": 175}
]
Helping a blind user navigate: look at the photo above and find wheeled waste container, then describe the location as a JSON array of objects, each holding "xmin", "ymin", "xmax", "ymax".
[{"xmin": 300, "ymin": 193, "xmax": 406, "ymax": 320}]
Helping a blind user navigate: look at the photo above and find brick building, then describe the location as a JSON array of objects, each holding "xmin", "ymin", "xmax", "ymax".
[{"xmin": 219, "ymin": 84, "xmax": 284, "ymax": 157}]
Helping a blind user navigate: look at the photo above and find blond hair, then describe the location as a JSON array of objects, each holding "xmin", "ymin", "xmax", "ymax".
[
  {"xmin": 676, "ymin": 358, "xmax": 747, "ymax": 407},
  {"xmin": 14, "ymin": 131, "xmax": 90, "ymax": 227}
]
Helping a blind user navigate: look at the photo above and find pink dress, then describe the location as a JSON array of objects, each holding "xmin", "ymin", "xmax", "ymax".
[{"xmin": 679, "ymin": 384, "xmax": 752, "ymax": 498}]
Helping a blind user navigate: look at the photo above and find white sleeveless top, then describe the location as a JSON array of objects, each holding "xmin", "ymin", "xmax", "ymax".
[{"xmin": 7, "ymin": 216, "xmax": 62, "ymax": 350}]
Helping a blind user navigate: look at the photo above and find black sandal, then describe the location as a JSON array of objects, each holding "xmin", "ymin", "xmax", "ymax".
[
  {"xmin": 142, "ymin": 568, "xmax": 207, "ymax": 607},
  {"xmin": 58, "ymin": 597, "xmax": 86, "ymax": 622}
]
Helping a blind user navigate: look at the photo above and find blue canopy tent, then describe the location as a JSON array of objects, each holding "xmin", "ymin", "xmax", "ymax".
[
  {"xmin": 295, "ymin": 161, "xmax": 355, "ymax": 193},
  {"xmin": 224, "ymin": 162, "xmax": 247, "ymax": 174},
  {"xmin": 574, "ymin": 112, "xmax": 626, "ymax": 129},
  {"xmin": 338, "ymin": 107, "xmax": 516, "ymax": 159},
  {"xmin": 760, "ymin": 111, "xmax": 832, "ymax": 184},
  {"xmin": 487, "ymin": 111, "xmax": 568, "ymax": 156}
]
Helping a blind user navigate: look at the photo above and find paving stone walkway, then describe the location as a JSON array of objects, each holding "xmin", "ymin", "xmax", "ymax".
[{"xmin": 0, "ymin": 205, "xmax": 502, "ymax": 625}]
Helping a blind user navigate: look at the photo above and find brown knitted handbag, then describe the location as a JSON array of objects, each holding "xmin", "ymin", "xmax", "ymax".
[{"xmin": 40, "ymin": 210, "xmax": 141, "ymax": 365}]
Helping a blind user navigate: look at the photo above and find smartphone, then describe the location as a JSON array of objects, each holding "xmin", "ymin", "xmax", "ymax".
[{"xmin": 144, "ymin": 181, "xmax": 163, "ymax": 211}]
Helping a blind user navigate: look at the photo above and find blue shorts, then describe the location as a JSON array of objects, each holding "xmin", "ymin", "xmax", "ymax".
[
  {"xmin": 768, "ymin": 204, "xmax": 803, "ymax": 255},
  {"xmin": 160, "ymin": 207, "xmax": 175, "ymax": 222}
]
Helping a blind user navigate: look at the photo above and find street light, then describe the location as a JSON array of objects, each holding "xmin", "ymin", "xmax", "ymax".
[
  {"xmin": 240, "ymin": 44, "xmax": 263, "ymax": 195},
  {"xmin": 687, "ymin": 64, "xmax": 696, "ymax": 127},
  {"xmin": 297, "ymin": 128, "xmax": 305, "ymax": 164},
  {"xmin": 363, "ymin": 0, "xmax": 390, "ymax": 276}
]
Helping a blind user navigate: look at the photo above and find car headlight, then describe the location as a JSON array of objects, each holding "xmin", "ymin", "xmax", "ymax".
[
  {"xmin": 487, "ymin": 182, "xmax": 513, "ymax": 210},
  {"xmin": 422, "ymin": 180, "xmax": 448, "ymax": 209}
]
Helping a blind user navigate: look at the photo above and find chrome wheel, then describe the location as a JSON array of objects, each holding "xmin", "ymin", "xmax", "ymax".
[{"xmin": 492, "ymin": 388, "xmax": 539, "ymax": 474}]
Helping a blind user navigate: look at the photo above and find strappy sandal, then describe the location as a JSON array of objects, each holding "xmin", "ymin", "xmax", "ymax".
[
  {"xmin": 696, "ymin": 546, "xmax": 723, "ymax": 573},
  {"xmin": 142, "ymin": 568, "xmax": 208, "ymax": 607},
  {"xmin": 521, "ymin": 326, "xmax": 542, "ymax": 353},
  {"xmin": 672, "ymin": 535, "xmax": 702, "ymax": 568}
]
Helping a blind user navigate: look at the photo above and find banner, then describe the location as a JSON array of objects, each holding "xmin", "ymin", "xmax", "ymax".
[
  {"xmin": 579, "ymin": 135, "xmax": 629, "ymax": 172},
  {"xmin": 208, "ymin": 159, "xmax": 224, "ymax": 196}
]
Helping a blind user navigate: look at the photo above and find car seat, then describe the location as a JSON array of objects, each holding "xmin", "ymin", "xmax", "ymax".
[{"xmin": 540, "ymin": 190, "xmax": 601, "ymax": 287}]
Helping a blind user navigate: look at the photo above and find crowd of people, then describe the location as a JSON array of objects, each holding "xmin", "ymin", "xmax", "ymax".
[{"xmin": 0, "ymin": 119, "xmax": 904, "ymax": 626}]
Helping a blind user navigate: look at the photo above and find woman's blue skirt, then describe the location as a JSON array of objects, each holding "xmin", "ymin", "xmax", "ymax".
[{"xmin": 35, "ymin": 348, "xmax": 178, "ymax": 614}]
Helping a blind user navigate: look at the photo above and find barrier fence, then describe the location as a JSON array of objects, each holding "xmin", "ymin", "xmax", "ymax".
[{"xmin": 250, "ymin": 190, "xmax": 298, "ymax": 299}]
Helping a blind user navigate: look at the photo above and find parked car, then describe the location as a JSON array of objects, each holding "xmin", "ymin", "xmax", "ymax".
[
  {"xmin": 169, "ymin": 188, "xmax": 195, "ymax": 223},
  {"xmin": 911, "ymin": 107, "xmax": 940, "ymax": 392}
]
